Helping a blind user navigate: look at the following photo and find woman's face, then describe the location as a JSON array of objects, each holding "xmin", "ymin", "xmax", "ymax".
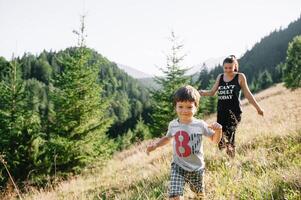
[{"xmin": 223, "ymin": 62, "xmax": 235, "ymax": 74}]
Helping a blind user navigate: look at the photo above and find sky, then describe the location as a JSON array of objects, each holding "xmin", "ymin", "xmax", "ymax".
[{"xmin": 0, "ymin": 0, "xmax": 301, "ymax": 76}]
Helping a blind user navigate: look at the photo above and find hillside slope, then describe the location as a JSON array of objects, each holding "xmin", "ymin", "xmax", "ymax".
[{"xmin": 18, "ymin": 84, "xmax": 301, "ymax": 200}]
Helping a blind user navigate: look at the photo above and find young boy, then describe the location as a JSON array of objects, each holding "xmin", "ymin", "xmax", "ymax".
[{"xmin": 146, "ymin": 85, "xmax": 222, "ymax": 199}]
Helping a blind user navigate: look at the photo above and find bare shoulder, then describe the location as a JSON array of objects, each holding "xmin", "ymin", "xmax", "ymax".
[
  {"xmin": 238, "ymin": 72, "xmax": 246, "ymax": 78},
  {"xmin": 238, "ymin": 73, "xmax": 247, "ymax": 84}
]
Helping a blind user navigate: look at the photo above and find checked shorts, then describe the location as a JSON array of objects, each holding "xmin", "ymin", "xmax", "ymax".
[{"xmin": 168, "ymin": 162, "xmax": 205, "ymax": 198}]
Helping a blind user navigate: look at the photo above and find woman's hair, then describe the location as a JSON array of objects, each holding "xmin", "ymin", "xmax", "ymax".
[
  {"xmin": 223, "ymin": 55, "xmax": 239, "ymax": 72},
  {"xmin": 173, "ymin": 85, "xmax": 200, "ymax": 107}
]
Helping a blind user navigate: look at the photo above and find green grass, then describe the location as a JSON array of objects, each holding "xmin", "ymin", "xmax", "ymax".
[{"xmin": 116, "ymin": 130, "xmax": 301, "ymax": 200}]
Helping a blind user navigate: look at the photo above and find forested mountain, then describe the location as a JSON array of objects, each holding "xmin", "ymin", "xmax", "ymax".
[{"xmin": 11, "ymin": 47, "xmax": 151, "ymax": 137}]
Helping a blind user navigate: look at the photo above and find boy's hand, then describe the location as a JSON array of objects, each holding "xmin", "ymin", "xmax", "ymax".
[
  {"xmin": 146, "ymin": 142, "xmax": 157, "ymax": 155},
  {"xmin": 208, "ymin": 122, "xmax": 222, "ymax": 130},
  {"xmin": 208, "ymin": 122, "xmax": 222, "ymax": 144}
]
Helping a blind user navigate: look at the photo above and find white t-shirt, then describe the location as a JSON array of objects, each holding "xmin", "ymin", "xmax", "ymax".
[{"xmin": 166, "ymin": 118, "xmax": 214, "ymax": 172}]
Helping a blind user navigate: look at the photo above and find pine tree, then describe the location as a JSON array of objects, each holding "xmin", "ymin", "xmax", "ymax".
[
  {"xmin": 150, "ymin": 32, "xmax": 189, "ymax": 137},
  {"xmin": 283, "ymin": 35, "xmax": 301, "ymax": 89},
  {"xmin": 205, "ymin": 79, "xmax": 218, "ymax": 114},
  {"xmin": 0, "ymin": 58, "xmax": 43, "ymax": 185},
  {"xmin": 116, "ymin": 116, "xmax": 151, "ymax": 150},
  {"xmin": 197, "ymin": 63, "xmax": 210, "ymax": 89},
  {"xmin": 132, "ymin": 115, "xmax": 151, "ymax": 141},
  {"xmin": 49, "ymin": 15, "xmax": 114, "ymax": 173},
  {"xmin": 257, "ymin": 70, "xmax": 273, "ymax": 90},
  {"xmin": 195, "ymin": 78, "xmax": 217, "ymax": 117}
]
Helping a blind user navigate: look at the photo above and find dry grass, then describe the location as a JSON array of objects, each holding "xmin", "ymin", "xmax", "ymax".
[{"xmin": 7, "ymin": 83, "xmax": 301, "ymax": 200}]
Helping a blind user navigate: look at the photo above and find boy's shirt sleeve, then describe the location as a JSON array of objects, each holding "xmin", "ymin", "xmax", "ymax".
[
  {"xmin": 201, "ymin": 120, "xmax": 214, "ymax": 137},
  {"xmin": 165, "ymin": 121, "xmax": 173, "ymax": 137}
]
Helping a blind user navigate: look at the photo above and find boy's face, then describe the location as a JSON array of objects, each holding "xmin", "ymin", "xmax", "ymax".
[{"xmin": 175, "ymin": 101, "xmax": 197, "ymax": 122}]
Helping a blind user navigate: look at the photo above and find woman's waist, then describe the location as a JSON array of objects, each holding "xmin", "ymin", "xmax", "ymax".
[{"xmin": 217, "ymin": 102, "xmax": 242, "ymax": 112}]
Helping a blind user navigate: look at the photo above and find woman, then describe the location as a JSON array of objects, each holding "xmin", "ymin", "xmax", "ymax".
[{"xmin": 199, "ymin": 55, "xmax": 264, "ymax": 157}]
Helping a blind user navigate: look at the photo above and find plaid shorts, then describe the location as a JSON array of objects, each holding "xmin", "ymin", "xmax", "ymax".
[{"xmin": 169, "ymin": 162, "xmax": 205, "ymax": 198}]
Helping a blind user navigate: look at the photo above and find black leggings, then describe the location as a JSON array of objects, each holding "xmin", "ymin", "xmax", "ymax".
[{"xmin": 217, "ymin": 110, "xmax": 241, "ymax": 147}]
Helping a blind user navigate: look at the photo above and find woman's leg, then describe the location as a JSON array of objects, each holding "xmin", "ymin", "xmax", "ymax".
[
  {"xmin": 217, "ymin": 111, "xmax": 227, "ymax": 150},
  {"xmin": 225, "ymin": 110, "xmax": 241, "ymax": 157}
]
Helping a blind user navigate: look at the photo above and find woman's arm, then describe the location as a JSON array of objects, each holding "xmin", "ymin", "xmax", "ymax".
[
  {"xmin": 239, "ymin": 73, "xmax": 264, "ymax": 116},
  {"xmin": 146, "ymin": 136, "xmax": 172, "ymax": 155},
  {"xmin": 199, "ymin": 74, "xmax": 221, "ymax": 96}
]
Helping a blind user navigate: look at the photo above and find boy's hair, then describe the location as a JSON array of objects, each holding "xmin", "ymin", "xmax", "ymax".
[{"xmin": 173, "ymin": 85, "xmax": 200, "ymax": 107}]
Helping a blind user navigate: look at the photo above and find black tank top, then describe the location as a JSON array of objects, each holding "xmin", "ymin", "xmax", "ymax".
[{"xmin": 217, "ymin": 73, "xmax": 242, "ymax": 113}]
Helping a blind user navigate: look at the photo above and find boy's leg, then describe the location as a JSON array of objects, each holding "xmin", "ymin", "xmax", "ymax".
[
  {"xmin": 169, "ymin": 197, "xmax": 184, "ymax": 200},
  {"xmin": 186, "ymin": 169, "xmax": 206, "ymax": 199},
  {"xmin": 169, "ymin": 162, "xmax": 185, "ymax": 199}
]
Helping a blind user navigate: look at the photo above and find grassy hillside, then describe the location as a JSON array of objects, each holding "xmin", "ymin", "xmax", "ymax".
[{"xmin": 5, "ymin": 83, "xmax": 301, "ymax": 200}]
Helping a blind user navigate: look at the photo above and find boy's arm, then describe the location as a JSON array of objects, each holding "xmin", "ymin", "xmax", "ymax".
[
  {"xmin": 208, "ymin": 122, "xmax": 222, "ymax": 144},
  {"xmin": 146, "ymin": 136, "xmax": 172, "ymax": 155},
  {"xmin": 208, "ymin": 128, "xmax": 222, "ymax": 144}
]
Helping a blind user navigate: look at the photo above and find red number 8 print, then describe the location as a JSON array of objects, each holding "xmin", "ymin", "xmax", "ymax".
[{"xmin": 175, "ymin": 131, "xmax": 191, "ymax": 157}]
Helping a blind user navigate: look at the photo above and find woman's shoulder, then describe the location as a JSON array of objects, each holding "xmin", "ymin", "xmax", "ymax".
[
  {"xmin": 216, "ymin": 73, "xmax": 223, "ymax": 80},
  {"xmin": 237, "ymin": 73, "xmax": 247, "ymax": 86},
  {"xmin": 237, "ymin": 72, "xmax": 247, "ymax": 79}
]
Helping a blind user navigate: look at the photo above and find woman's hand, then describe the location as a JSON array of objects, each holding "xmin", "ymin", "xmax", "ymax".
[{"xmin": 257, "ymin": 107, "xmax": 264, "ymax": 116}]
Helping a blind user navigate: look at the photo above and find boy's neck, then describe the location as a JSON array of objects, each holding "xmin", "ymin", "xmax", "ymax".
[{"xmin": 178, "ymin": 117, "xmax": 194, "ymax": 124}]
